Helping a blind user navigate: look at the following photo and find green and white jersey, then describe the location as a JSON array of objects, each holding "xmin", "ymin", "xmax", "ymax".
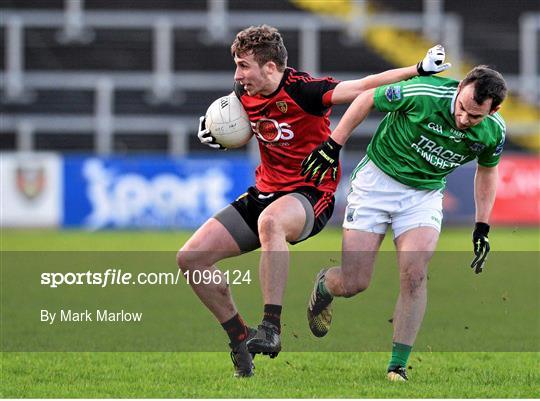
[{"xmin": 367, "ymin": 76, "xmax": 505, "ymax": 190}]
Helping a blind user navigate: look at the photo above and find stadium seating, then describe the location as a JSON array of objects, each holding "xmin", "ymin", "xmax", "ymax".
[
  {"xmin": 376, "ymin": 0, "xmax": 538, "ymax": 75},
  {"xmin": 0, "ymin": 0, "xmax": 537, "ymax": 153}
]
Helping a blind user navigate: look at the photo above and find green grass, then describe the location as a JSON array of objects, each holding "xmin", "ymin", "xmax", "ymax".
[
  {"xmin": 2, "ymin": 352, "xmax": 538, "ymax": 398},
  {"xmin": 1, "ymin": 226, "xmax": 539, "ymax": 398},
  {"xmin": 2, "ymin": 226, "xmax": 538, "ymax": 251}
]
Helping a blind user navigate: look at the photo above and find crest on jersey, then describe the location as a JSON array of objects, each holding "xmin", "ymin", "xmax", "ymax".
[
  {"xmin": 385, "ymin": 86, "xmax": 401, "ymax": 102},
  {"xmin": 276, "ymin": 101, "xmax": 288, "ymax": 113},
  {"xmin": 493, "ymin": 135, "xmax": 505, "ymax": 156},
  {"xmin": 346, "ymin": 207, "xmax": 355, "ymax": 222},
  {"xmin": 469, "ymin": 142, "xmax": 486, "ymax": 153}
]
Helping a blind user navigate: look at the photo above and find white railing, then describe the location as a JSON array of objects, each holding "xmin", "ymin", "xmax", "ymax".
[
  {"xmin": 520, "ymin": 12, "xmax": 540, "ymax": 104},
  {"xmin": 2, "ymin": 1, "xmax": 536, "ymax": 154}
]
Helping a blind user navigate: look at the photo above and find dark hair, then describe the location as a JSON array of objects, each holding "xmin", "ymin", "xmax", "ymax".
[
  {"xmin": 461, "ymin": 65, "xmax": 507, "ymax": 111},
  {"xmin": 231, "ymin": 25, "xmax": 288, "ymax": 72}
]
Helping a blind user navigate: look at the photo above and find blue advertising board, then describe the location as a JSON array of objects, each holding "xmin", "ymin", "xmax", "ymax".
[
  {"xmin": 62, "ymin": 154, "xmax": 476, "ymax": 230},
  {"xmin": 441, "ymin": 162, "xmax": 476, "ymax": 224},
  {"xmin": 63, "ymin": 155, "xmax": 254, "ymax": 229}
]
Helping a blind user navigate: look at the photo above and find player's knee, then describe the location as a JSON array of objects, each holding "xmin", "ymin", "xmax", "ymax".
[
  {"xmin": 176, "ymin": 249, "xmax": 191, "ymax": 271},
  {"xmin": 257, "ymin": 213, "xmax": 283, "ymax": 241},
  {"xmin": 176, "ymin": 247, "xmax": 204, "ymax": 271},
  {"xmin": 342, "ymin": 278, "xmax": 369, "ymax": 297},
  {"xmin": 400, "ymin": 268, "xmax": 426, "ymax": 295}
]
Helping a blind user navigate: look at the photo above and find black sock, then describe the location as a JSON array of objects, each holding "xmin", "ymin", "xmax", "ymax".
[
  {"xmin": 221, "ymin": 313, "xmax": 248, "ymax": 347},
  {"xmin": 263, "ymin": 304, "xmax": 282, "ymax": 333}
]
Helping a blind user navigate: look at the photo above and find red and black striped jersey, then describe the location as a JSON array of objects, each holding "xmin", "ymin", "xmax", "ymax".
[{"xmin": 234, "ymin": 67, "xmax": 341, "ymax": 194}]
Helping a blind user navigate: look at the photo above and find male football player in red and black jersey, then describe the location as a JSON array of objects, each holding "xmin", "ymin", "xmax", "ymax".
[{"xmin": 176, "ymin": 25, "xmax": 450, "ymax": 378}]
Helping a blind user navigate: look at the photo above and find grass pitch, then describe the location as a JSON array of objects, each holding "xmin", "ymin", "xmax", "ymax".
[{"xmin": 1, "ymin": 226, "xmax": 539, "ymax": 398}]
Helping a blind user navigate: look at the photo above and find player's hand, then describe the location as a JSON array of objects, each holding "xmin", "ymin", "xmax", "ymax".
[
  {"xmin": 471, "ymin": 222, "xmax": 490, "ymax": 273},
  {"xmin": 197, "ymin": 116, "xmax": 226, "ymax": 150},
  {"xmin": 300, "ymin": 137, "xmax": 341, "ymax": 186},
  {"xmin": 417, "ymin": 44, "xmax": 451, "ymax": 76}
]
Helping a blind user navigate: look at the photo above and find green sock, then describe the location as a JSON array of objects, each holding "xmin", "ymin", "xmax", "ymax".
[
  {"xmin": 317, "ymin": 279, "xmax": 333, "ymax": 300},
  {"xmin": 388, "ymin": 342, "xmax": 412, "ymax": 370}
]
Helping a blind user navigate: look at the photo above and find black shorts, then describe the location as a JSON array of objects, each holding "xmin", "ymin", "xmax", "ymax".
[{"xmin": 213, "ymin": 186, "xmax": 335, "ymax": 252}]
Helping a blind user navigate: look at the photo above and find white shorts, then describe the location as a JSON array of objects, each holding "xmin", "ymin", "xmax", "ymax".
[{"xmin": 343, "ymin": 159, "xmax": 443, "ymax": 239}]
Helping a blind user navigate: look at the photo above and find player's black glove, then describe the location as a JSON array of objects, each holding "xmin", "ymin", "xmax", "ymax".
[
  {"xmin": 471, "ymin": 222, "xmax": 490, "ymax": 274},
  {"xmin": 416, "ymin": 44, "xmax": 451, "ymax": 76},
  {"xmin": 300, "ymin": 137, "xmax": 341, "ymax": 187}
]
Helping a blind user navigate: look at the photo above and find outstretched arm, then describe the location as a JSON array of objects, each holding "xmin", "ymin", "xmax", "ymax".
[
  {"xmin": 331, "ymin": 88, "xmax": 375, "ymax": 145},
  {"xmin": 331, "ymin": 66, "xmax": 416, "ymax": 105},
  {"xmin": 331, "ymin": 45, "xmax": 450, "ymax": 105}
]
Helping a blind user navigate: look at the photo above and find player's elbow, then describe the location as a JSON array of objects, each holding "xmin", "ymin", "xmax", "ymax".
[
  {"xmin": 332, "ymin": 81, "xmax": 373, "ymax": 104},
  {"xmin": 359, "ymin": 88, "xmax": 375, "ymax": 105},
  {"xmin": 354, "ymin": 76, "xmax": 375, "ymax": 95},
  {"xmin": 345, "ymin": 88, "xmax": 375, "ymax": 111},
  {"xmin": 347, "ymin": 81, "xmax": 368, "ymax": 100}
]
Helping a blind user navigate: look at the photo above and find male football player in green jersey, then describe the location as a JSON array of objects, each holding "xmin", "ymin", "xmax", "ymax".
[{"xmin": 301, "ymin": 65, "xmax": 507, "ymax": 381}]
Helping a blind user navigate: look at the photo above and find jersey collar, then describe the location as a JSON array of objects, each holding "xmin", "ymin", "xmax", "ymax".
[{"xmin": 450, "ymin": 88, "xmax": 458, "ymax": 115}]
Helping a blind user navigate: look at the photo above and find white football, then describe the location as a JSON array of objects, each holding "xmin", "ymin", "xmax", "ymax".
[{"xmin": 205, "ymin": 94, "xmax": 253, "ymax": 149}]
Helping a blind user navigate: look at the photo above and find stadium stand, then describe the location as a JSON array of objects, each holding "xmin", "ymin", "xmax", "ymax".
[
  {"xmin": 378, "ymin": 0, "xmax": 536, "ymax": 75},
  {"xmin": 0, "ymin": 0, "xmax": 538, "ymax": 153},
  {"xmin": 295, "ymin": 0, "xmax": 540, "ymax": 150}
]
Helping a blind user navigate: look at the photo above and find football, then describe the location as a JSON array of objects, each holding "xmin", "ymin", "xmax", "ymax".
[{"xmin": 205, "ymin": 94, "xmax": 253, "ymax": 148}]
